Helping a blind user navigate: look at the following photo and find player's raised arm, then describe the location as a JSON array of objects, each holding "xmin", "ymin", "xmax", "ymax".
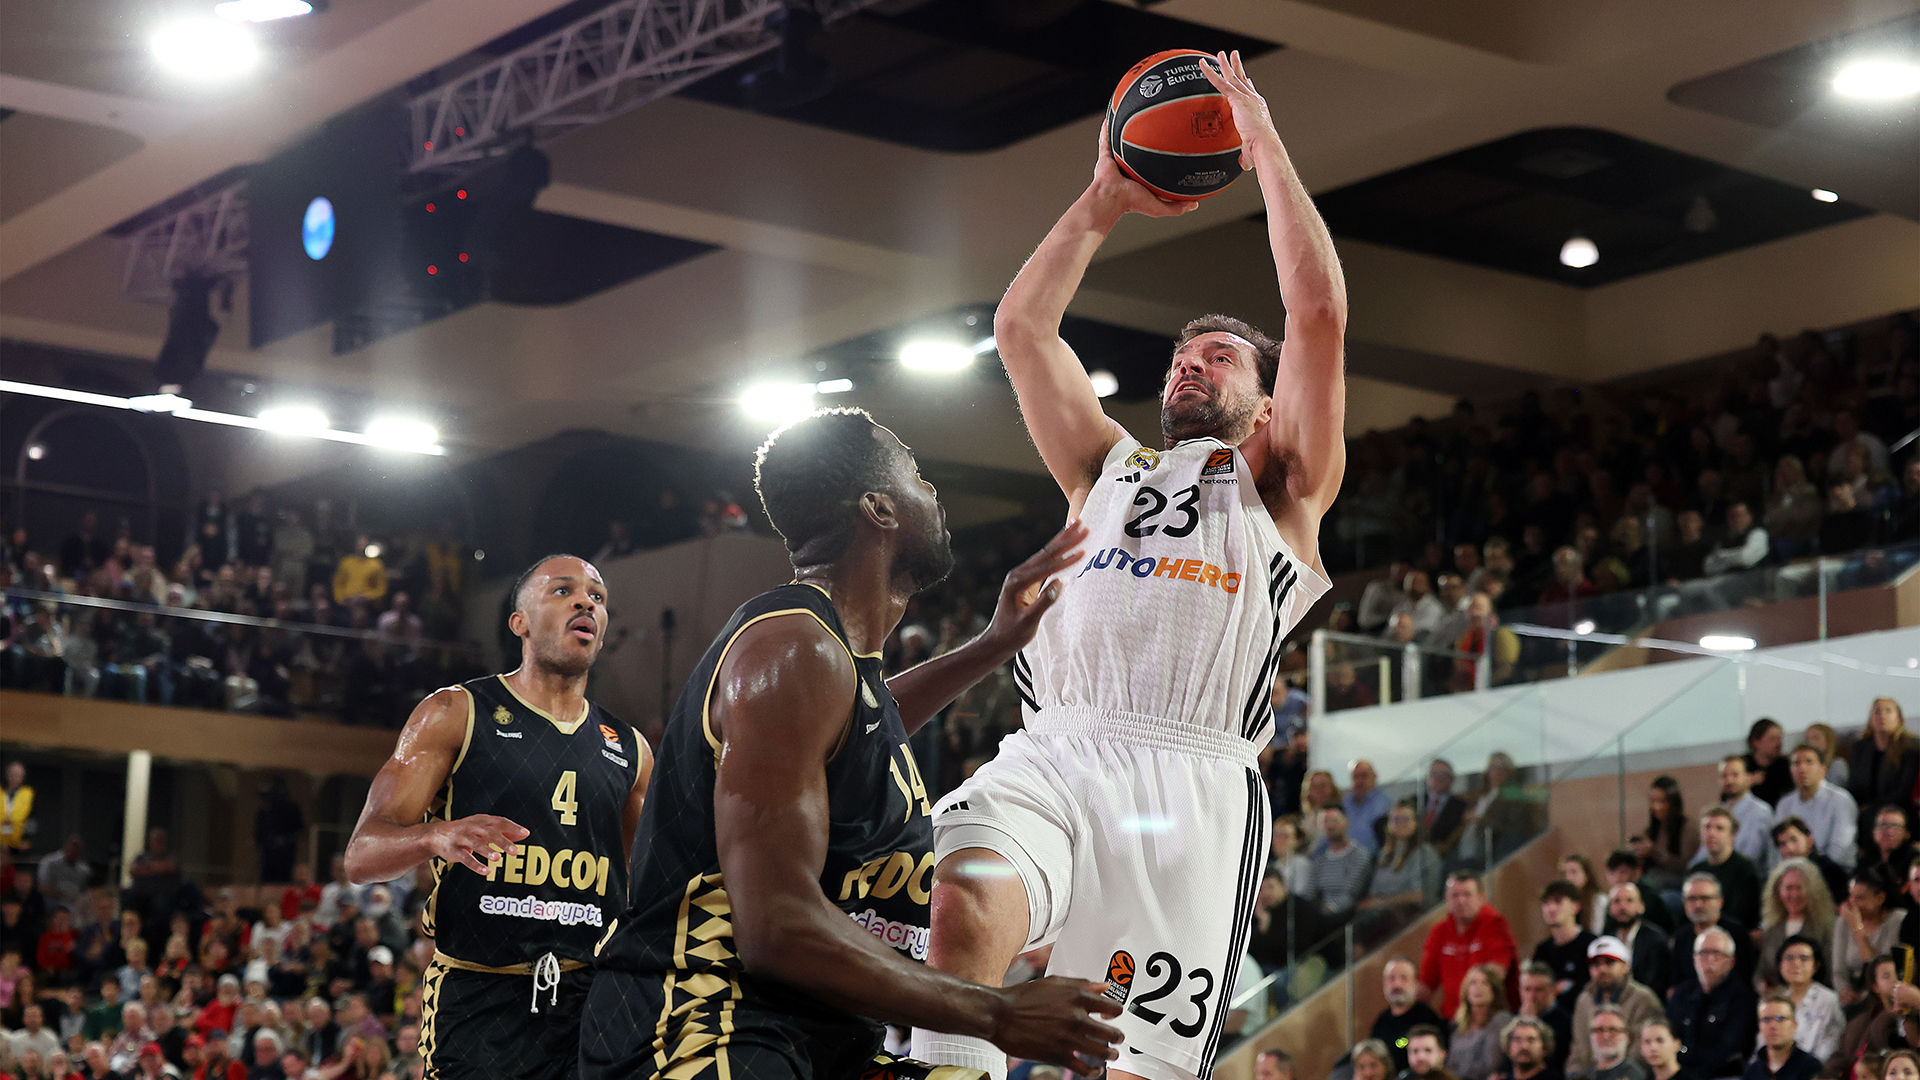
[
  {"xmin": 997, "ymin": 121, "xmax": 1196, "ymax": 508},
  {"xmin": 1202, "ymin": 51, "xmax": 1349, "ymax": 513},
  {"xmin": 343, "ymin": 686, "xmax": 529, "ymax": 885},
  {"xmin": 712, "ymin": 616, "xmax": 1121, "ymax": 1068}
]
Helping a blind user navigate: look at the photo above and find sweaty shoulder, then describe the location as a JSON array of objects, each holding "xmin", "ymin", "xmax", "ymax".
[
  {"xmin": 710, "ymin": 612, "xmax": 856, "ymax": 746},
  {"xmin": 391, "ymin": 684, "xmax": 473, "ymax": 762}
]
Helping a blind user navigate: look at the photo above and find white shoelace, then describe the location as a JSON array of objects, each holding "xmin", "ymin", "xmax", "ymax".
[{"xmin": 530, "ymin": 952, "xmax": 561, "ymax": 1014}]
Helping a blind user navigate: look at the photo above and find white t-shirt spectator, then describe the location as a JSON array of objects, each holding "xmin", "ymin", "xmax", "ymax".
[{"xmin": 1703, "ymin": 526, "xmax": 1769, "ymax": 575}]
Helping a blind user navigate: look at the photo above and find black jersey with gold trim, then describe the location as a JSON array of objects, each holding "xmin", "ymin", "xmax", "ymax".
[
  {"xmin": 422, "ymin": 675, "xmax": 637, "ymax": 968},
  {"xmin": 592, "ymin": 584, "xmax": 935, "ymax": 1022}
]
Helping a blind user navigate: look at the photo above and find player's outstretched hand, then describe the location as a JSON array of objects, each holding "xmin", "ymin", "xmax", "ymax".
[
  {"xmin": 981, "ymin": 519, "xmax": 1090, "ymax": 655},
  {"xmin": 431, "ymin": 813, "xmax": 531, "ymax": 875},
  {"xmin": 1198, "ymin": 49, "xmax": 1275, "ymax": 171},
  {"xmin": 1092, "ymin": 118, "xmax": 1198, "ymax": 219},
  {"xmin": 989, "ymin": 977, "xmax": 1123, "ymax": 1068}
]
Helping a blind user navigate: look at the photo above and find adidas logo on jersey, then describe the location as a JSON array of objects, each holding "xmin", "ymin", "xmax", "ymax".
[{"xmin": 1116, "ymin": 471, "xmax": 1143, "ymax": 484}]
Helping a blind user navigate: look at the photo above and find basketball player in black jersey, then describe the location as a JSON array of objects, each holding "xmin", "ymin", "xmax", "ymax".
[
  {"xmin": 582, "ymin": 408, "xmax": 1121, "ymax": 1080},
  {"xmin": 345, "ymin": 554, "xmax": 651, "ymax": 1080}
]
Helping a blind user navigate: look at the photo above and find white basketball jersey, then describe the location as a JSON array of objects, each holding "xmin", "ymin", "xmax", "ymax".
[{"xmin": 1015, "ymin": 435, "xmax": 1330, "ymax": 747}]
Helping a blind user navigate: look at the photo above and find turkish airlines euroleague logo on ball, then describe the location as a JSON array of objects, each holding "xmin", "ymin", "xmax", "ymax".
[{"xmin": 1137, "ymin": 73, "xmax": 1164, "ymax": 98}]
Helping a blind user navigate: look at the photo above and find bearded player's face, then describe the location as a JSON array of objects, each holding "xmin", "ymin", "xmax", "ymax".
[
  {"xmin": 514, "ymin": 557, "xmax": 609, "ymax": 676},
  {"xmin": 876, "ymin": 429, "xmax": 953, "ymax": 592},
  {"xmin": 1162, "ymin": 331, "xmax": 1269, "ymax": 446}
]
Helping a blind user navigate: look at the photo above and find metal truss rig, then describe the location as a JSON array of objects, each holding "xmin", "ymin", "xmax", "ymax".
[
  {"xmin": 121, "ymin": 182, "xmax": 247, "ymax": 304},
  {"xmin": 120, "ymin": 0, "xmax": 882, "ymax": 302},
  {"xmin": 407, "ymin": 0, "xmax": 881, "ymax": 173}
]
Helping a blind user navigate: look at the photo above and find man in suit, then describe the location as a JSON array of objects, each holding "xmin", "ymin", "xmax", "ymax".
[
  {"xmin": 1603, "ymin": 883, "xmax": 1671, "ymax": 998},
  {"xmin": 1667, "ymin": 928, "xmax": 1757, "ymax": 1078},
  {"xmin": 1603, "ymin": 850, "xmax": 1675, "ymax": 935},
  {"xmin": 1422, "ymin": 759, "xmax": 1469, "ymax": 858}
]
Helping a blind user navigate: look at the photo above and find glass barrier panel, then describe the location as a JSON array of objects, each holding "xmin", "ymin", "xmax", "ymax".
[{"xmin": 1, "ymin": 588, "xmax": 488, "ymax": 727}]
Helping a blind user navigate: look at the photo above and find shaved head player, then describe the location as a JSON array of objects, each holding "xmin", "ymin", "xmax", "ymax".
[
  {"xmin": 345, "ymin": 555, "xmax": 651, "ymax": 1080},
  {"xmin": 582, "ymin": 408, "xmax": 1123, "ymax": 1079},
  {"xmin": 912, "ymin": 51, "xmax": 1347, "ymax": 1080}
]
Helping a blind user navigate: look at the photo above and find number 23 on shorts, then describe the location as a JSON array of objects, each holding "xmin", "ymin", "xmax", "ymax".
[{"xmin": 1103, "ymin": 948, "xmax": 1215, "ymax": 1039}]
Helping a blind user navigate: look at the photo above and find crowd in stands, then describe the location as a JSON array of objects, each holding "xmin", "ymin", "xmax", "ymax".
[
  {"xmin": 1, "ymin": 758, "xmax": 444, "ymax": 1080},
  {"xmin": 1320, "ymin": 317, "xmax": 1920, "ymax": 704},
  {"xmin": 0, "ymin": 493, "xmax": 484, "ymax": 726},
  {"xmin": 1244, "ymin": 706, "xmax": 1920, "ymax": 1080}
]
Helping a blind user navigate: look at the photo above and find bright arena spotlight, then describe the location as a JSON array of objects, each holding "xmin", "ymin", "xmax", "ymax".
[{"xmin": 5, "ymin": 3, "xmax": 1916, "ymax": 1075}]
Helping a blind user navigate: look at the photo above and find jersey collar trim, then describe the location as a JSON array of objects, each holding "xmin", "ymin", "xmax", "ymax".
[{"xmin": 493, "ymin": 675, "xmax": 591, "ymax": 734}]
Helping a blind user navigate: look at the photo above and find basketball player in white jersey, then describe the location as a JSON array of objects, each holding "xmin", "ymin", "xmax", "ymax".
[{"xmin": 911, "ymin": 52, "xmax": 1346, "ymax": 1080}]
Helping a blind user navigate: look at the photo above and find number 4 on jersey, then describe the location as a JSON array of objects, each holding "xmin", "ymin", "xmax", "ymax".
[{"xmin": 551, "ymin": 770, "xmax": 579, "ymax": 825}]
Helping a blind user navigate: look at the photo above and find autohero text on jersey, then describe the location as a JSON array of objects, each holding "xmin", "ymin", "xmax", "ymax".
[{"xmin": 1074, "ymin": 547, "xmax": 1243, "ymax": 594}]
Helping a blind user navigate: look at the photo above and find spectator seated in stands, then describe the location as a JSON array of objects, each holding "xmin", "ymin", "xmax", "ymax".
[
  {"xmin": 1713, "ymin": 755, "xmax": 1778, "ymax": 875},
  {"xmin": 1690, "ymin": 807, "xmax": 1763, "ymax": 930},
  {"xmin": 1756, "ymin": 859, "xmax": 1836, "ymax": 989},
  {"xmin": 1371, "ymin": 957, "xmax": 1450, "ymax": 1074},
  {"xmin": 1566, "ymin": 937, "xmax": 1663, "ymax": 1079},
  {"xmin": 1355, "ymin": 801, "xmax": 1443, "ymax": 944},
  {"xmin": 1421, "ymin": 872, "xmax": 1519, "ymax": 1019},
  {"xmin": 1846, "ymin": 700, "xmax": 1918, "ymax": 847},
  {"xmin": 1306, "ymin": 805, "xmax": 1375, "ymax": 920},
  {"xmin": 1768, "ymin": 936, "xmax": 1842, "ymax": 1064},
  {"xmin": 1860, "ymin": 805, "xmax": 1914, "ymax": 887},
  {"xmin": 1401, "ymin": 1025, "xmax": 1458, "ymax": 1080},
  {"xmin": 1345, "ymin": 759, "xmax": 1392, "ymax": 853},
  {"xmin": 1667, "ymin": 927, "xmax": 1757, "ymax": 1079},
  {"xmin": 1603, "ymin": 850, "xmax": 1676, "ymax": 935},
  {"xmin": 1743, "ymin": 992, "xmax": 1822, "ymax": 1080},
  {"xmin": 1672, "ymin": 873, "xmax": 1757, "ymax": 993},
  {"xmin": 1576, "ymin": 1004, "xmax": 1644, "ymax": 1080},
  {"xmin": 1601, "ymin": 881, "xmax": 1672, "ymax": 999},
  {"xmin": 1490, "ymin": 1015, "xmax": 1562, "ymax": 1080},
  {"xmin": 1533, "ymin": 881, "xmax": 1597, "ymax": 1014},
  {"xmin": 1769, "ymin": 817, "xmax": 1851, "ymax": 904},
  {"xmin": 1831, "ymin": 866, "xmax": 1906, "ymax": 1008},
  {"xmin": 1634, "ymin": 1019, "xmax": 1687, "ymax": 1080},
  {"xmin": 1446, "ymin": 964, "xmax": 1512, "ymax": 1080}
]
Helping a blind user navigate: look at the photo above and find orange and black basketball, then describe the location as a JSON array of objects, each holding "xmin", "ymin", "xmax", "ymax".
[
  {"xmin": 1107, "ymin": 949, "xmax": 1136, "ymax": 987},
  {"xmin": 1107, "ymin": 50, "xmax": 1244, "ymax": 201}
]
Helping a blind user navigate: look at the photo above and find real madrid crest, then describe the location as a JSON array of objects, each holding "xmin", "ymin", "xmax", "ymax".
[
  {"xmin": 493, "ymin": 706, "xmax": 513, "ymax": 725},
  {"xmin": 1126, "ymin": 447, "xmax": 1161, "ymax": 472}
]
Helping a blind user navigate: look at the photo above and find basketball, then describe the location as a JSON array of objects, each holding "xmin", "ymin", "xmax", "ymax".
[
  {"xmin": 1107, "ymin": 50, "xmax": 1244, "ymax": 201},
  {"xmin": 1107, "ymin": 949, "xmax": 1136, "ymax": 986}
]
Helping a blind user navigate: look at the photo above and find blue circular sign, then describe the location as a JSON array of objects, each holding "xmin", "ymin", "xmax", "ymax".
[{"xmin": 301, "ymin": 196, "xmax": 335, "ymax": 261}]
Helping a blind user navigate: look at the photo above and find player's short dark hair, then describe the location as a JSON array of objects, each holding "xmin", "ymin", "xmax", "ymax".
[
  {"xmin": 511, "ymin": 554, "xmax": 592, "ymax": 613},
  {"xmin": 1539, "ymin": 879, "xmax": 1582, "ymax": 905},
  {"xmin": 1407, "ymin": 1024, "xmax": 1444, "ymax": 1045},
  {"xmin": 1256, "ymin": 1049, "xmax": 1292, "ymax": 1067},
  {"xmin": 1772, "ymin": 816, "xmax": 1812, "ymax": 842},
  {"xmin": 753, "ymin": 408, "xmax": 900, "ymax": 563},
  {"xmin": 1447, "ymin": 869, "xmax": 1483, "ymax": 891},
  {"xmin": 1177, "ymin": 314, "xmax": 1281, "ymax": 395}
]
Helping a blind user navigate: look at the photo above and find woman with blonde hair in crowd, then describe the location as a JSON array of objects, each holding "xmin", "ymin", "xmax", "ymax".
[
  {"xmin": 1757, "ymin": 857, "xmax": 1837, "ymax": 986},
  {"xmin": 1847, "ymin": 699, "xmax": 1917, "ymax": 837},
  {"xmin": 1446, "ymin": 964, "xmax": 1513, "ymax": 1080},
  {"xmin": 1300, "ymin": 770, "xmax": 1342, "ymax": 849},
  {"xmin": 1804, "ymin": 722, "xmax": 1849, "ymax": 789}
]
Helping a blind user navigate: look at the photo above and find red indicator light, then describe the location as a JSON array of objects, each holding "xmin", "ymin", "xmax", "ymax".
[
  {"xmin": 457, "ymin": 252, "xmax": 470, "ymax": 263},
  {"xmin": 426, "ymin": 265, "xmax": 438, "ymax": 275},
  {"xmin": 456, "ymin": 189, "xmax": 468, "ymax": 200},
  {"xmin": 454, "ymin": 126, "xmax": 466, "ymax": 137},
  {"xmin": 425, "ymin": 203, "xmax": 436, "ymax": 213},
  {"xmin": 423, "ymin": 140, "xmax": 434, "ymax": 151}
]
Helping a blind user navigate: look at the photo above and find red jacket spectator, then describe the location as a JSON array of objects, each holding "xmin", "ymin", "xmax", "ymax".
[
  {"xmin": 1419, "ymin": 874, "xmax": 1520, "ymax": 1017},
  {"xmin": 36, "ymin": 913, "xmax": 76, "ymax": 979}
]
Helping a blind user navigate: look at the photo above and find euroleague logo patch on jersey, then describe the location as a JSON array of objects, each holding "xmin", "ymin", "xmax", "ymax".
[
  {"xmin": 1103, "ymin": 949, "xmax": 1136, "ymax": 1004},
  {"xmin": 1126, "ymin": 447, "xmax": 1161, "ymax": 472},
  {"xmin": 598, "ymin": 724, "xmax": 630, "ymax": 768},
  {"xmin": 1201, "ymin": 448, "xmax": 1235, "ymax": 479}
]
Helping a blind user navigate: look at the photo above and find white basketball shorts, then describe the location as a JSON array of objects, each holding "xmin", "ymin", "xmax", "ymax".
[{"xmin": 931, "ymin": 706, "xmax": 1270, "ymax": 1080}]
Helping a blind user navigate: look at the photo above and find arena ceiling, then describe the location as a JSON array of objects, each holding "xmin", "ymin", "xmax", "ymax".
[{"xmin": 1, "ymin": 0, "xmax": 1917, "ymax": 507}]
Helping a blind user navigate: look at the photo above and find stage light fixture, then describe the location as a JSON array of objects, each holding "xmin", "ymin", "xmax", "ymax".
[
  {"xmin": 1559, "ymin": 236, "xmax": 1599, "ymax": 269},
  {"xmin": 901, "ymin": 341, "xmax": 974, "ymax": 373},
  {"xmin": 150, "ymin": 17, "xmax": 258, "ymax": 79},
  {"xmin": 1089, "ymin": 370, "xmax": 1120, "ymax": 398},
  {"xmin": 740, "ymin": 381, "xmax": 817, "ymax": 424}
]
